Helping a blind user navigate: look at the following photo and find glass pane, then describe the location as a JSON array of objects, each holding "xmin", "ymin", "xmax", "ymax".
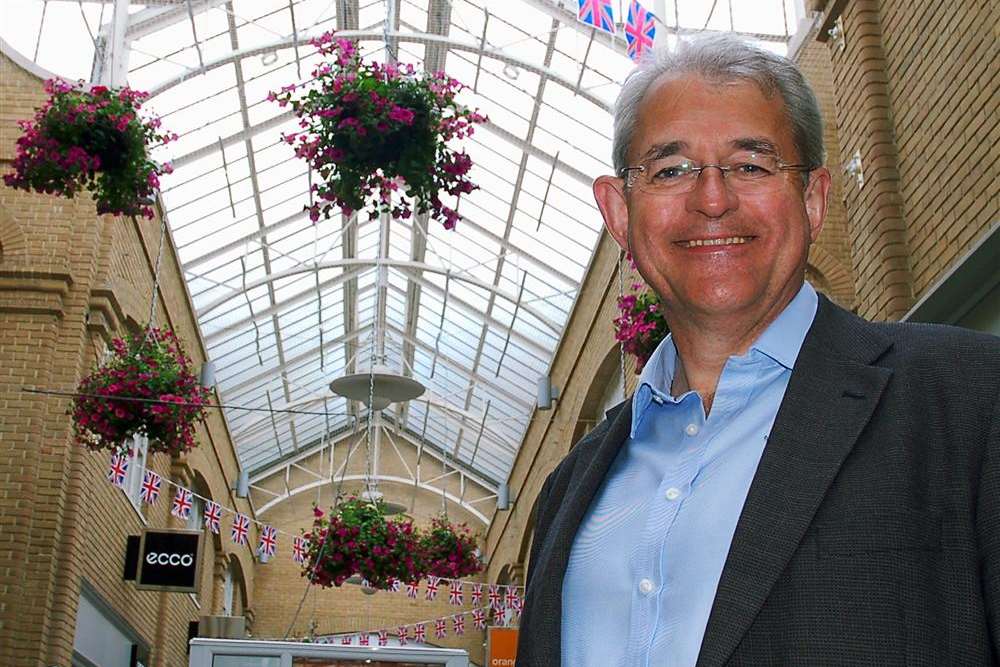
[{"xmin": 213, "ymin": 655, "xmax": 281, "ymax": 667}]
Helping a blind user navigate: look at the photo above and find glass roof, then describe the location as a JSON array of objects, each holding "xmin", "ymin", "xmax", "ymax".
[{"xmin": 2, "ymin": 0, "xmax": 794, "ymax": 492}]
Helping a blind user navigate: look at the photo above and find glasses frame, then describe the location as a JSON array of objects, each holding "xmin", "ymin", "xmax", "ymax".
[{"xmin": 619, "ymin": 156, "xmax": 816, "ymax": 194}]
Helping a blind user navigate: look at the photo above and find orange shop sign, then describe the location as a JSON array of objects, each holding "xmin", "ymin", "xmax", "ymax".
[{"xmin": 487, "ymin": 626, "xmax": 518, "ymax": 666}]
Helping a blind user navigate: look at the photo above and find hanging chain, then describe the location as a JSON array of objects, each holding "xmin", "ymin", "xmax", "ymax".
[
  {"xmin": 362, "ymin": 210, "xmax": 387, "ymax": 501},
  {"xmin": 138, "ymin": 214, "xmax": 168, "ymax": 346},
  {"xmin": 439, "ymin": 366, "xmax": 451, "ymax": 518},
  {"xmin": 617, "ymin": 251, "xmax": 628, "ymax": 395}
]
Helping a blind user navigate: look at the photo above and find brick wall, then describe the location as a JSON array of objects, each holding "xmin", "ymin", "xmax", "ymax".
[
  {"xmin": 797, "ymin": 37, "xmax": 856, "ymax": 309},
  {"xmin": 877, "ymin": 0, "xmax": 997, "ymax": 299},
  {"xmin": 0, "ymin": 50, "xmax": 253, "ymax": 667},
  {"xmin": 821, "ymin": 0, "xmax": 997, "ymax": 318}
]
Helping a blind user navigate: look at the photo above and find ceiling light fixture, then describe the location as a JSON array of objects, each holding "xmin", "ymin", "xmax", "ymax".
[{"xmin": 329, "ymin": 364, "xmax": 425, "ymax": 410}]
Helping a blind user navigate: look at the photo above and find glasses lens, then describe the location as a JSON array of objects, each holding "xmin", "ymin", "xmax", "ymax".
[
  {"xmin": 636, "ymin": 157, "xmax": 697, "ymax": 194},
  {"xmin": 635, "ymin": 153, "xmax": 789, "ymax": 196},
  {"xmin": 726, "ymin": 153, "xmax": 780, "ymax": 185}
]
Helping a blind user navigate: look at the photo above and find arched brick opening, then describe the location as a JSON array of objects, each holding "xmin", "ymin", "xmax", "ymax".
[
  {"xmin": 808, "ymin": 245, "xmax": 855, "ymax": 309},
  {"xmin": 571, "ymin": 342, "xmax": 629, "ymax": 446},
  {"xmin": 0, "ymin": 204, "xmax": 27, "ymax": 264}
]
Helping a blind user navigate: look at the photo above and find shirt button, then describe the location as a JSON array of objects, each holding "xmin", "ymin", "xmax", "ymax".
[
  {"xmin": 685, "ymin": 423, "xmax": 699, "ymax": 436},
  {"xmin": 665, "ymin": 487, "xmax": 681, "ymax": 501},
  {"xmin": 638, "ymin": 578, "xmax": 654, "ymax": 595}
]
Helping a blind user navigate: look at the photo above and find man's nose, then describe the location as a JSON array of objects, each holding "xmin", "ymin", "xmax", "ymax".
[{"xmin": 685, "ymin": 166, "xmax": 738, "ymax": 217}]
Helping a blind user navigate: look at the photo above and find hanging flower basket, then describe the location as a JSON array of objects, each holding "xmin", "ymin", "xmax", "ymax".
[
  {"xmin": 614, "ymin": 282, "xmax": 669, "ymax": 374},
  {"xmin": 3, "ymin": 78, "xmax": 176, "ymax": 219},
  {"xmin": 303, "ymin": 497, "xmax": 423, "ymax": 590},
  {"xmin": 420, "ymin": 515, "xmax": 483, "ymax": 579},
  {"xmin": 72, "ymin": 327, "xmax": 211, "ymax": 455},
  {"xmin": 272, "ymin": 32, "xmax": 487, "ymax": 229}
]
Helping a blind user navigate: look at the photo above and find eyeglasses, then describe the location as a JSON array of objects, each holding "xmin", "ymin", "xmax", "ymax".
[{"xmin": 619, "ymin": 152, "xmax": 815, "ymax": 196}]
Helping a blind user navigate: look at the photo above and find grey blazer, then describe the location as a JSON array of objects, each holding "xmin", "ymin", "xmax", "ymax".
[{"xmin": 517, "ymin": 295, "xmax": 1000, "ymax": 666}]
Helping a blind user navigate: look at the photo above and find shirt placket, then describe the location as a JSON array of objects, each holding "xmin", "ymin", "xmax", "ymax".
[
  {"xmin": 626, "ymin": 392, "xmax": 704, "ymax": 666},
  {"xmin": 643, "ymin": 359, "xmax": 762, "ymax": 666}
]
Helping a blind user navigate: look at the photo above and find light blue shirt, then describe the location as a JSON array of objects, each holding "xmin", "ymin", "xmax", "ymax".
[{"xmin": 561, "ymin": 282, "xmax": 818, "ymax": 667}]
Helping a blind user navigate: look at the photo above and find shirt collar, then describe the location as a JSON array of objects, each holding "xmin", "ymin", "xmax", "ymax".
[
  {"xmin": 748, "ymin": 281, "xmax": 818, "ymax": 370},
  {"xmin": 629, "ymin": 281, "xmax": 818, "ymax": 436}
]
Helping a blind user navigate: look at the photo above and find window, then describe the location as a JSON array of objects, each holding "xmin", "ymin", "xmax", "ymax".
[
  {"xmin": 73, "ymin": 583, "xmax": 149, "ymax": 667},
  {"xmin": 122, "ymin": 434, "xmax": 149, "ymax": 515},
  {"xmin": 186, "ymin": 494, "xmax": 205, "ymax": 531},
  {"xmin": 222, "ymin": 562, "xmax": 234, "ymax": 616},
  {"xmin": 186, "ymin": 491, "xmax": 207, "ymax": 605}
]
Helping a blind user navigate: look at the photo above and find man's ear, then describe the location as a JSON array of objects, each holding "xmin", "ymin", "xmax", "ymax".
[
  {"xmin": 594, "ymin": 175, "xmax": 630, "ymax": 253},
  {"xmin": 804, "ymin": 166, "xmax": 831, "ymax": 242}
]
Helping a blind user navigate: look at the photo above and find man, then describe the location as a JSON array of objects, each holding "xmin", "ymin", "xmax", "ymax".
[{"xmin": 517, "ymin": 34, "xmax": 999, "ymax": 666}]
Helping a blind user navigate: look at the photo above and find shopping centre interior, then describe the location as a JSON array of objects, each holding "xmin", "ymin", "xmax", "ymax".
[{"xmin": 0, "ymin": 0, "xmax": 996, "ymax": 665}]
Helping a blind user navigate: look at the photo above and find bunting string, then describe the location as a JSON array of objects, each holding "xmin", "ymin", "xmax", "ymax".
[
  {"xmin": 24, "ymin": 386, "xmax": 610, "ymax": 425},
  {"xmin": 306, "ymin": 602, "xmax": 521, "ymax": 646},
  {"xmin": 105, "ymin": 450, "xmax": 525, "ymax": 594}
]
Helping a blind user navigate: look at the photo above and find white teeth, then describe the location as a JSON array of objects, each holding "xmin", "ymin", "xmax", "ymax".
[{"xmin": 682, "ymin": 236, "xmax": 752, "ymax": 248}]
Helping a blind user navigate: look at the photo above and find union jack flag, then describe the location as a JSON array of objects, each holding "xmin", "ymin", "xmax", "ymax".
[
  {"xmin": 425, "ymin": 576, "xmax": 440, "ymax": 601},
  {"xmin": 452, "ymin": 614, "xmax": 465, "ymax": 635},
  {"xmin": 204, "ymin": 500, "xmax": 222, "ymax": 534},
  {"xmin": 397, "ymin": 626, "xmax": 408, "ymax": 645},
  {"xmin": 171, "ymin": 487, "xmax": 193, "ymax": 519},
  {"xmin": 258, "ymin": 524, "xmax": 277, "ymax": 557},
  {"xmin": 488, "ymin": 584, "xmax": 501, "ymax": 609},
  {"xmin": 292, "ymin": 536, "xmax": 307, "ymax": 564},
  {"xmin": 448, "ymin": 580, "xmax": 463, "ymax": 605},
  {"xmin": 577, "ymin": 0, "xmax": 615, "ymax": 34},
  {"xmin": 504, "ymin": 586, "xmax": 516, "ymax": 609},
  {"xmin": 377, "ymin": 629, "xmax": 388, "ymax": 646},
  {"xmin": 511, "ymin": 591, "xmax": 523, "ymax": 616},
  {"xmin": 340, "ymin": 635, "xmax": 352, "ymax": 645},
  {"xmin": 107, "ymin": 453, "xmax": 129, "ymax": 488},
  {"xmin": 388, "ymin": 577, "xmax": 401, "ymax": 592},
  {"xmin": 434, "ymin": 618, "xmax": 447, "ymax": 639},
  {"xmin": 231, "ymin": 513, "xmax": 250, "ymax": 546},
  {"xmin": 471, "ymin": 583, "xmax": 483, "ymax": 605},
  {"xmin": 358, "ymin": 633, "xmax": 370, "ymax": 646},
  {"xmin": 406, "ymin": 581, "xmax": 419, "ymax": 599},
  {"xmin": 625, "ymin": 0, "xmax": 656, "ymax": 62},
  {"xmin": 140, "ymin": 470, "xmax": 161, "ymax": 504},
  {"xmin": 413, "ymin": 623, "xmax": 426, "ymax": 643},
  {"xmin": 472, "ymin": 607, "xmax": 486, "ymax": 630}
]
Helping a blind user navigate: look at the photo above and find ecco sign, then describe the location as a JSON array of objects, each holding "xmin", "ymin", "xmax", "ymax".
[
  {"xmin": 145, "ymin": 552, "xmax": 195, "ymax": 567},
  {"xmin": 136, "ymin": 529, "xmax": 203, "ymax": 593}
]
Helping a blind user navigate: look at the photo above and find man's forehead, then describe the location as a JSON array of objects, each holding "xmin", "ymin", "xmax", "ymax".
[
  {"xmin": 637, "ymin": 137, "xmax": 782, "ymax": 161},
  {"xmin": 644, "ymin": 71, "xmax": 776, "ymax": 102},
  {"xmin": 629, "ymin": 74, "xmax": 792, "ymax": 157}
]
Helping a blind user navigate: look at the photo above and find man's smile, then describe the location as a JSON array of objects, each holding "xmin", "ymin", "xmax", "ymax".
[{"xmin": 676, "ymin": 235, "xmax": 756, "ymax": 249}]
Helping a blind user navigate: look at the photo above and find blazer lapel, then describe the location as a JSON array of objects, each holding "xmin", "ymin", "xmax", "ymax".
[
  {"xmin": 527, "ymin": 400, "xmax": 633, "ymax": 661},
  {"xmin": 696, "ymin": 298, "xmax": 894, "ymax": 667}
]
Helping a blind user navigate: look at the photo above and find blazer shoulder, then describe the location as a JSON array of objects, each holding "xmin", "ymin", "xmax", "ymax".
[
  {"xmin": 856, "ymin": 319, "xmax": 1000, "ymax": 425},
  {"xmin": 816, "ymin": 296, "xmax": 1000, "ymax": 381},
  {"xmin": 872, "ymin": 319, "xmax": 1000, "ymax": 377}
]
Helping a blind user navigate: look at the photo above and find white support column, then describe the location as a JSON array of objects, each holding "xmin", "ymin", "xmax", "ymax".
[
  {"xmin": 654, "ymin": 0, "xmax": 669, "ymax": 32},
  {"xmin": 92, "ymin": 0, "xmax": 131, "ymax": 86}
]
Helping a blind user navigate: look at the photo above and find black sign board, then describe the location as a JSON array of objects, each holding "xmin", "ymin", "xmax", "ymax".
[
  {"xmin": 136, "ymin": 529, "xmax": 203, "ymax": 593},
  {"xmin": 130, "ymin": 643, "xmax": 150, "ymax": 667}
]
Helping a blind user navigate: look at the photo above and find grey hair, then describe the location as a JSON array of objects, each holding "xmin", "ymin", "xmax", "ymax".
[{"xmin": 611, "ymin": 33, "xmax": 825, "ymax": 175}]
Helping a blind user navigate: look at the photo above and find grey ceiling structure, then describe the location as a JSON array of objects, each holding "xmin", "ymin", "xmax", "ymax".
[{"xmin": 3, "ymin": 0, "xmax": 794, "ymax": 515}]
